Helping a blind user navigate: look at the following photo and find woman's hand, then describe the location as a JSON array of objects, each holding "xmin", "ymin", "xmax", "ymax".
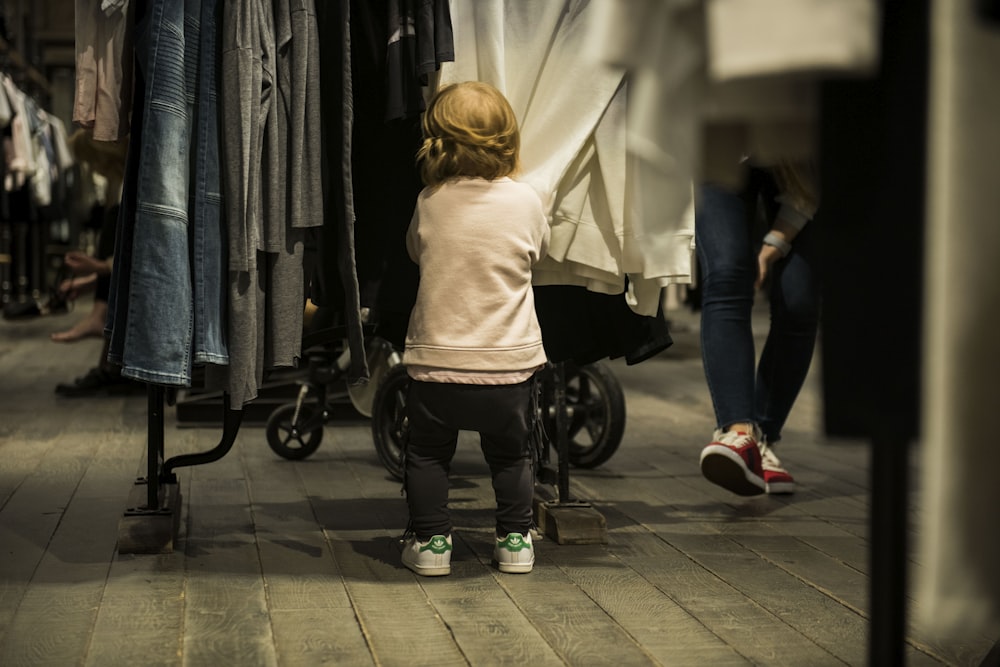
[
  {"xmin": 756, "ymin": 217, "xmax": 801, "ymax": 290},
  {"xmin": 756, "ymin": 244, "xmax": 785, "ymax": 291},
  {"xmin": 57, "ymin": 273, "xmax": 98, "ymax": 301}
]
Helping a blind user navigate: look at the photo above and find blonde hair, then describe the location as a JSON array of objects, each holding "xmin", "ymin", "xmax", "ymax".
[{"xmin": 417, "ymin": 81, "xmax": 520, "ymax": 187}]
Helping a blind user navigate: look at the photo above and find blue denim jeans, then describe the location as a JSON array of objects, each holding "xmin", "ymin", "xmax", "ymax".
[
  {"xmin": 189, "ymin": 0, "xmax": 228, "ymax": 367},
  {"xmin": 107, "ymin": 0, "xmax": 226, "ymax": 384},
  {"xmin": 695, "ymin": 178, "xmax": 822, "ymax": 443}
]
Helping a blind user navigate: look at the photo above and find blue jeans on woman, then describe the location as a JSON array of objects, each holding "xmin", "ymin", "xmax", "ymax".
[{"xmin": 695, "ymin": 177, "xmax": 822, "ymax": 445}]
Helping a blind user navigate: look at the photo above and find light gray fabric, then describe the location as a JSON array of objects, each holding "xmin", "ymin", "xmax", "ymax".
[
  {"xmin": 259, "ymin": 1, "xmax": 306, "ymax": 372},
  {"xmin": 220, "ymin": 0, "xmax": 265, "ymax": 275},
  {"xmin": 219, "ymin": 0, "xmax": 265, "ymax": 405},
  {"xmin": 275, "ymin": 0, "xmax": 324, "ymax": 232},
  {"xmin": 218, "ymin": 0, "xmax": 315, "ymax": 404},
  {"xmin": 252, "ymin": 0, "xmax": 323, "ymax": 376},
  {"xmin": 265, "ymin": 227, "xmax": 307, "ymax": 368},
  {"xmin": 917, "ymin": 0, "xmax": 1000, "ymax": 639}
]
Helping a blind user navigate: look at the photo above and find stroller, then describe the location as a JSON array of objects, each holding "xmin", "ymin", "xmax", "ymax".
[{"xmin": 264, "ymin": 327, "xmax": 627, "ymax": 478}]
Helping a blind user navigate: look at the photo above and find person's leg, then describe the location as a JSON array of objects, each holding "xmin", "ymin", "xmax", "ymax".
[
  {"xmin": 50, "ymin": 302, "xmax": 107, "ymax": 342},
  {"xmin": 696, "ymin": 182, "xmax": 767, "ymax": 495},
  {"xmin": 755, "ymin": 218, "xmax": 823, "ymax": 444},
  {"xmin": 474, "ymin": 379, "xmax": 535, "ymax": 573},
  {"xmin": 476, "ymin": 381, "xmax": 535, "ymax": 538},
  {"xmin": 404, "ymin": 381, "xmax": 461, "ymax": 539},
  {"xmin": 51, "ymin": 206, "xmax": 117, "ymax": 343},
  {"xmin": 50, "ymin": 276, "xmax": 109, "ymax": 343},
  {"xmin": 696, "ymin": 182, "xmax": 758, "ymax": 431}
]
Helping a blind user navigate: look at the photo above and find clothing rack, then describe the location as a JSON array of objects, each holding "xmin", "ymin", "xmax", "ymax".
[
  {"xmin": 119, "ymin": 386, "xmax": 244, "ymax": 554},
  {"xmin": 531, "ymin": 360, "xmax": 610, "ymax": 545},
  {"xmin": 0, "ymin": 8, "xmax": 69, "ymax": 311}
]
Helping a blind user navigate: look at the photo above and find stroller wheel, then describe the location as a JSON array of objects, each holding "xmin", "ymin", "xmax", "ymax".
[
  {"xmin": 542, "ymin": 362, "xmax": 626, "ymax": 469},
  {"xmin": 370, "ymin": 364, "xmax": 410, "ymax": 481},
  {"xmin": 266, "ymin": 403, "xmax": 324, "ymax": 460}
]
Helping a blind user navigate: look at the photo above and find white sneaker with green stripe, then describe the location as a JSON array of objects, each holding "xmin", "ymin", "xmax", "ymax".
[
  {"xmin": 494, "ymin": 532, "xmax": 534, "ymax": 573},
  {"xmin": 401, "ymin": 534, "xmax": 452, "ymax": 576}
]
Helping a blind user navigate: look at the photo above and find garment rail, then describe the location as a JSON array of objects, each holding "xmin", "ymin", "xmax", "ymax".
[{"xmin": 119, "ymin": 385, "xmax": 244, "ymax": 554}]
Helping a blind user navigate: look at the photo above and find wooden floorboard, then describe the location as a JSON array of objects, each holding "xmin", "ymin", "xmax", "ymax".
[{"xmin": 1, "ymin": 306, "xmax": 998, "ymax": 666}]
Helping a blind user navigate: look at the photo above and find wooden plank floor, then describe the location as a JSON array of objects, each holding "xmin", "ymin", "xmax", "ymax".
[{"xmin": 2, "ymin": 300, "xmax": 998, "ymax": 666}]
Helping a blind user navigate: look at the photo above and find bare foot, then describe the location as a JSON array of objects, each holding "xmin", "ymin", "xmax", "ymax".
[
  {"xmin": 51, "ymin": 302, "xmax": 108, "ymax": 343},
  {"xmin": 51, "ymin": 319, "xmax": 104, "ymax": 343}
]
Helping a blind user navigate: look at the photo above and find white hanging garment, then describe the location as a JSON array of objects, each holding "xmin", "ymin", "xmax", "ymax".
[{"xmin": 442, "ymin": 0, "xmax": 695, "ymax": 316}]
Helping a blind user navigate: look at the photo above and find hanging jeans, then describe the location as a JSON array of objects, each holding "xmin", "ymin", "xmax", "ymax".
[
  {"xmin": 695, "ymin": 177, "xmax": 822, "ymax": 444},
  {"xmin": 107, "ymin": 0, "xmax": 227, "ymax": 384},
  {"xmin": 190, "ymin": 0, "xmax": 228, "ymax": 367},
  {"xmin": 404, "ymin": 378, "xmax": 536, "ymax": 539}
]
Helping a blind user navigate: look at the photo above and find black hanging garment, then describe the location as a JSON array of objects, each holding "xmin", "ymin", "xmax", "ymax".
[
  {"xmin": 309, "ymin": 0, "xmax": 454, "ymax": 354},
  {"xmin": 534, "ymin": 285, "xmax": 673, "ymax": 367}
]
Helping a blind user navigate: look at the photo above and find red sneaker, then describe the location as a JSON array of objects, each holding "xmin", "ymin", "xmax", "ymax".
[
  {"xmin": 760, "ymin": 439, "xmax": 796, "ymax": 494},
  {"xmin": 700, "ymin": 429, "xmax": 766, "ymax": 496}
]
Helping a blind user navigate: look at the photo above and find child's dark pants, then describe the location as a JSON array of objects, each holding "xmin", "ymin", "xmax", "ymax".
[{"xmin": 405, "ymin": 377, "xmax": 535, "ymax": 539}]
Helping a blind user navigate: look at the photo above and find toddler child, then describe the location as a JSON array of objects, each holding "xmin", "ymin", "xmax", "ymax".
[{"xmin": 400, "ymin": 81, "xmax": 550, "ymax": 576}]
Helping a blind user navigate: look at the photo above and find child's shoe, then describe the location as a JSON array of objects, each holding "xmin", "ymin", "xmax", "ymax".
[
  {"xmin": 494, "ymin": 532, "xmax": 534, "ymax": 573},
  {"xmin": 401, "ymin": 534, "xmax": 452, "ymax": 576}
]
